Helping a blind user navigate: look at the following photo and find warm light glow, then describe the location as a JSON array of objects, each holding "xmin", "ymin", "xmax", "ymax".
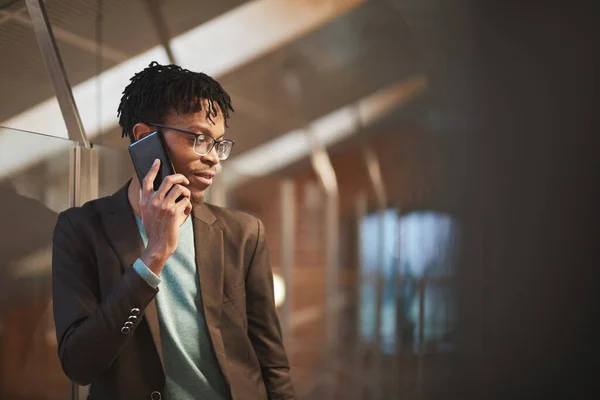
[{"xmin": 273, "ymin": 272, "xmax": 286, "ymax": 308}]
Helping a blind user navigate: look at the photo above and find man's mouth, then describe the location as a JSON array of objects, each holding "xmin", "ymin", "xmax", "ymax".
[{"xmin": 192, "ymin": 171, "xmax": 215, "ymax": 186}]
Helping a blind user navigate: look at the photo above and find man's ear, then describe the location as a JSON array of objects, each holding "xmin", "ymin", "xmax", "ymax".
[{"xmin": 132, "ymin": 123, "xmax": 153, "ymax": 142}]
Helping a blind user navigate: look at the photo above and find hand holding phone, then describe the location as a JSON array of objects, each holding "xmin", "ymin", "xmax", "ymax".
[
  {"xmin": 137, "ymin": 159, "xmax": 192, "ymax": 275},
  {"xmin": 129, "ymin": 130, "xmax": 175, "ymax": 191}
]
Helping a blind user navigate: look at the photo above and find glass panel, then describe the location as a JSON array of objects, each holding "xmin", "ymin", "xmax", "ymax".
[
  {"xmin": 93, "ymin": 143, "xmax": 134, "ymax": 199},
  {"xmin": 63, "ymin": 143, "xmax": 132, "ymax": 400},
  {"xmin": 0, "ymin": 126, "xmax": 75, "ymax": 399}
]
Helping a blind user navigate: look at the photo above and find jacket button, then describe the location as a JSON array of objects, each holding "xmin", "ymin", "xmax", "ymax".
[
  {"xmin": 131, "ymin": 307, "xmax": 141, "ymax": 316},
  {"xmin": 151, "ymin": 391, "xmax": 161, "ymax": 400},
  {"xmin": 120, "ymin": 326, "xmax": 131, "ymax": 335},
  {"xmin": 128, "ymin": 315, "xmax": 138, "ymax": 322}
]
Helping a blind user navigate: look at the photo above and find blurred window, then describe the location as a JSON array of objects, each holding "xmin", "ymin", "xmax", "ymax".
[{"xmin": 359, "ymin": 209, "xmax": 459, "ymax": 354}]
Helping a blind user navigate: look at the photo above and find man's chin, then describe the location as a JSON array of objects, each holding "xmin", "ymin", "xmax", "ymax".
[{"xmin": 190, "ymin": 190, "xmax": 205, "ymax": 205}]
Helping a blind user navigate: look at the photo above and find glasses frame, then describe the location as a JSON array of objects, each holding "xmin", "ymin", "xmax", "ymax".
[{"xmin": 147, "ymin": 122, "xmax": 235, "ymax": 160}]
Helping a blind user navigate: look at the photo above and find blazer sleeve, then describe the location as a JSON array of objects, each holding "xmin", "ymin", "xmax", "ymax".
[
  {"xmin": 245, "ymin": 218, "xmax": 296, "ymax": 399},
  {"xmin": 52, "ymin": 211, "xmax": 158, "ymax": 385}
]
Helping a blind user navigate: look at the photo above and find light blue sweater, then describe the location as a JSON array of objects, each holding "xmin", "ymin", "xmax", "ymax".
[{"xmin": 132, "ymin": 216, "xmax": 230, "ymax": 400}]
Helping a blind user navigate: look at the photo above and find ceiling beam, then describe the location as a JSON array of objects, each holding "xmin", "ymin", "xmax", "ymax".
[
  {"xmin": 1, "ymin": 0, "xmax": 366, "ymax": 179},
  {"xmin": 172, "ymin": 0, "xmax": 367, "ymax": 77},
  {"xmin": 0, "ymin": 7, "xmax": 129, "ymax": 63},
  {"xmin": 144, "ymin": 0, "xmax": 176, "ymax": 64},
  {"xmin": 25, "ymin": 0, "xmax": 89, "ymax": 146},
  {"xmin": 3, "ymin": 0, "xmax": 366, "ymax": 138},
  {"xmin": 0, "ymin": 5, "xmax": 24, "ymax": 27},
  {"xmin": 223, "ymin": 73, "xmax": 428, "ymax": 187}
]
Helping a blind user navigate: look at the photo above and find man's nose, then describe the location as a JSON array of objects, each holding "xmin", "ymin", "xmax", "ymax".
[{"xmin": 203, "ymin": 145, "xmax": 220, "ymax": 166}]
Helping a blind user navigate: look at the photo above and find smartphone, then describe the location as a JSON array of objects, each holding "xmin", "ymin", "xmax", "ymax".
[{"xmin": 128, "ymin": 130, "xmax": 175, "ymax": 191}]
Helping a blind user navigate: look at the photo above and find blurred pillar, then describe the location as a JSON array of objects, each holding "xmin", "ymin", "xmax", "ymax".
[
  {"xmin": 25, "ymin": 0, "xmax": 89, "ymax": 147},
  {"xmin": 283, "ymin": 66, "xmax": 341, "ymax": 396},
  {"xmin": 392, "ymin": 208, "xmax": 402, "ymax": 398},
  {"xmin": 309, "ymin": 142, "xmax": 340, "ymax": 399},
  {"xmin": 362, "ymin": 146, "xmax": 388, "ymax": 398},
  {"xmin": 69, "ymin": 145, "xmax": 99, "ymax": 400},
  {"xmin": 351, "ymin": 191, "xmax": 368, "ymax": 400},
  {"xmin": 66, "ymin": 136, "xmax": 99, "ymax": 400},
  {"xmin": 279, "ymin": 180, "xmax": 295, "ymax": 344},
  {"xmin": 71, "ymin": 146, "xmax": 99, "ymax": 207},
  {"xmin": 417, "ymin": 277, "xmax": 426, "ymax": 398}
]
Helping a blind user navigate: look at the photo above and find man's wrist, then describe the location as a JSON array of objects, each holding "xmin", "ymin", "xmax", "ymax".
[{"xmin": 140, "ymin": 248, "xmax": 169, "ymax": 275}]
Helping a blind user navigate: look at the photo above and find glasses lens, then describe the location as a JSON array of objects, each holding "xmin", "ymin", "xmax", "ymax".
[
  {"xmin": 194, "ymin": 136, "xmax": 213, "ymax": 155},
  {"xmin": 216, "ymin": 141, "xmax": 233, "ymax": 160},
  {"xmin": 194, "ymin": 136, "xmax": 233, "ymax": 160}
]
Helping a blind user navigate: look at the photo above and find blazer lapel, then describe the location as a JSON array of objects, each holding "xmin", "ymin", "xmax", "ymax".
[
  {"xmin": 191, "ymin": 204, "xmax": 229, "ymax": 372},
  {"xmin": 101, "ymin": 180, "xmax": 164, "ymax": 371}
]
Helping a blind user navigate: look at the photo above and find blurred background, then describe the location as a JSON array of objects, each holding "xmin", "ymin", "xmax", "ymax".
[{"xmin": 0, "ymin": 0, "xmax": 598, "ymax": 399}]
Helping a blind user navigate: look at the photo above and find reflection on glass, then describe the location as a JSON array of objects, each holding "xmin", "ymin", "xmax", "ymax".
[{"xmin": 0, "ymin": 127, "xmax": 73, "ymax": 399}]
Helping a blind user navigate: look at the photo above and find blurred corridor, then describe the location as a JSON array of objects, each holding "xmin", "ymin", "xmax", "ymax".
[{"xmin": 0, "ymin": 0, "xmax": 598, "ymax": 399}]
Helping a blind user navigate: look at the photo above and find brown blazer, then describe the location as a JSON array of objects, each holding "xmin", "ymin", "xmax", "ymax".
[{"xmin": 52, "ymin": 182, "xmax": 295, "ymax": 400}]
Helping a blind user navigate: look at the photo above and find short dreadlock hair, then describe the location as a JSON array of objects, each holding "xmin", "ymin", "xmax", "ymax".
[{"xmin": 117, "ymin": 61, "xmax": 234, "ymax": 143}]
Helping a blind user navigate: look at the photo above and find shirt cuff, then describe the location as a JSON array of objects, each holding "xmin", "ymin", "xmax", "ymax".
[{"xmin": 132, "ymin": 258, "xmax": 162, "ymax": 289}]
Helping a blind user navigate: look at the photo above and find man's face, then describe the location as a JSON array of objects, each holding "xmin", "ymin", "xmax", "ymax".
[{"xmin": 135, "ymin": 100, "xmax": 226, "ymax": 203}]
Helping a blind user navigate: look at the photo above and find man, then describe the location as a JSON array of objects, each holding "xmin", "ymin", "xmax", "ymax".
[{"xmin": 52, "ymin": 62, "xmax": 295, "ymax": 400}]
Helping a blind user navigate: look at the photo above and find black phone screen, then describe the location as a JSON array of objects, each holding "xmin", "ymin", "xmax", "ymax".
[{"xmin": 128, "ymin": 130, "xmax": 176, "ymax": 191}]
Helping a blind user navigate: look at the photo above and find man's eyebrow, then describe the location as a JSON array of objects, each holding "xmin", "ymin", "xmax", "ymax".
[
  {"xmin": 186, "ymin": 124, "xmax": 210, "ymax": 134},
  {"xmin": 187, "ymin": 124, "xmax": 225, "ymax": 140}
]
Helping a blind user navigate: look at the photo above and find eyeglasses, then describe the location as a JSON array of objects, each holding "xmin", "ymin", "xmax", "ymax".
[{"xmin": 147, "ymin": 122, "xmax": 234, "ymax": 160}]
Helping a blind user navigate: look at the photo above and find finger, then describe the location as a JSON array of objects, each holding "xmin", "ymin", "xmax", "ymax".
[
  {"xmin": 174, "ymin": 199, "xmax": 192, "ymax": 226},
  {"xmin": 142, "ymin": 159, "xmax": 161, "ymax": 194},
  {"xmin": 176, "ymin": 197, "xmax": 193, "ymax": 217},
  {"xmin": 175, "ymin": 196, "xmax": 191, "ymax": 210},
  {"xmin": 184, "ymin": 201, "xmax": 192, "ymax": 216},
  {"xmin": 155, "ymin": 174, "xmax": 190, "ymax": 200},
  {"xmin": 139, "ymin": 187, "xmax": 148, "ymax": 209},
  {"xmin": 164, "ymin": 184, "xmax": 191, "ymax": 204}
]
